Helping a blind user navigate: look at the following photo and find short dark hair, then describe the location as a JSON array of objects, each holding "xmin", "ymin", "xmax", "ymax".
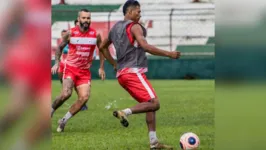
[
  {"xmin": 74, "ymin": 19, "xmax": 78, "ymax": 25},
  {"xmin": 123, "ymin": 0, "xmax": 140, "ymax": 16},
  {"xmin": 80, "ymin": 8, "xmax": 90, "ymax": 13},
  {"xmin": 78, "ymin": 9, "xmax": 90, "ymax": 17},
  {"xmin": 61, "ymin": 29, "xmax": 67, "ymax": 33}
]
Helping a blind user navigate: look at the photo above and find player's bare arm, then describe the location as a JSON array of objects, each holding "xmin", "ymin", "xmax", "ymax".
[
  {"xmin": 51, "ymin": 31, "xmax": 70, "ymax": 74},
  {"xmin": 96, "ymin": 33, "xmax": 106, "ymax": 80},
  {"xmin": 55, "ymin": 31, "xmax": 70, "ymax": 64},
  {"xmin": 131, "ymin": 24, "xmax": 181, "ymax": 59},
  {"xmin": 99, "ymin": 38, "xmax": 117, "ymax": 71}
]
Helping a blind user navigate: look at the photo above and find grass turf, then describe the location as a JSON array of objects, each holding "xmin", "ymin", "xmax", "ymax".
[{"xmin": 52, "ymin": 80, "xmax": 214, "ymax": 150}]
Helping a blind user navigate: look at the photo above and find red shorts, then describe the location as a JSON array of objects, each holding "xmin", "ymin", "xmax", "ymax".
[
  {"xmin": 63, "ymin": 64, "xmax": 91, "ymax": 87},
  {"xmin": 118, "ymin": 73, "xmax": 157, "ymax": 103},
  {"xmin": 58, "ymin": 61, "xmax": 65, "ymax": 73}
]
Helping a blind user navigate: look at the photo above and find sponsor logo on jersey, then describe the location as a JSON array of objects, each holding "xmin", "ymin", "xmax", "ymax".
[{"xmin": 76, "ymin": 46, "xmax": 91, "ymax": 51}]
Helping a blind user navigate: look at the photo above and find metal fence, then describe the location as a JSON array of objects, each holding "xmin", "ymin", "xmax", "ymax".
[{"xmin": 52, "ymin": 5, "xmax": 215, "ymax": 53}]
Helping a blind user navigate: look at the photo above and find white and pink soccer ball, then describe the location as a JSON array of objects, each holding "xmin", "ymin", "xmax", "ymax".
[{"xmin": 179, "ymin": 132, "xmax": 200, "ymax": 150}]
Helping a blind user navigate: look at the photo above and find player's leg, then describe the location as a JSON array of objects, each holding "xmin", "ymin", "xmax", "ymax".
[
  {"xmin": 128, "ymin": 98, "xmax": 160, "ymax": 114},
  {"xmin": 113, "ymin": 73, "xmax": 160, "ymax": 127},
  {"xmin": 70, "ymin": 84, "xmax": 90, "ymax": 115},
  {"xmin": 0, "ymin": 79, "xmax": 30, "ymax": 135},
  {"xmin": 146, "ymin": 111, "xmax": 158, "ymax": 148},
  {"xmin": 56, "ymin": 70, "xmax": 91, "ymax": 132},
  {"xmin": 51, "ymin": 78, "xmax": 74, "ymax": 117},
  {"xmin": 75, "ymin": 86, "xmax": 88, "ymax": 111},
  {"xmin": 13, "ymin": 92, "xmax": 51, "ymax": 150},
  {"xmin": 56, "ymin": 83, "xmax": 90, "ymax": 132},
  {"xmin": 114, "ymin": 73, "xmax": 173, "ymax": 149},
  {"xmin": 146, "ymin": 111, "xmax": 173, "ymax": 149},
  {"xmin": 81, "ymin": 102, "xmax": 88, "ymax": 111},
  {"xmin": 56, "ymin": 64, "xmax": 87, "ymax": 112}
]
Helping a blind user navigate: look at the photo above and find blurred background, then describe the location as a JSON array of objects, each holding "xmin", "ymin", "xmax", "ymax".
[
  {"xmin": 0, "ymin": 0, "xmax": 50, "ymax": 150},
  {"xmin": 51, "ymin": 0, "xmax": 215, "ymax": 80},
  {"xmin": 216, "ymin": 0, "xmax": 266, "ymax": 150}
]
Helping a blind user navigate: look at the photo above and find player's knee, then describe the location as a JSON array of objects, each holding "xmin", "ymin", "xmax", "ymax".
[
  {"xmin": 62, "ymin": 90, "xmax": 72, "ymax": 100},
  {"xmin": 149, "ymin": 98, "xmax": 160, "ymax": 111},
  {"xmin": 153, "ymin": 102, "xmax": 160, "ymax": 111},
  {"xmin": 79, "ymin": 95, "xmax": 89, "ymax": 103}
]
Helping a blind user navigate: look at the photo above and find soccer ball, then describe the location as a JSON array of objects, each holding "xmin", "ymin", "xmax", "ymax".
[{"xmin": 179, "ymin": 132, "xmax": 200, "ymax": 150}]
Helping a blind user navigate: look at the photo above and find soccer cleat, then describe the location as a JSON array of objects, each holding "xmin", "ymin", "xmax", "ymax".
[
  {"xmin": 150, "ymin": 141, "xmax": 174, "ymax": 150},
  {"xmin": 81, "ymin": 104, "xmax": 88, "ymax": 111},
  {"xmin": 56, "ymin": 118, "xmax": 66, "ymax": 133},
  {"xmin": 113, "ymin": 110, "xmax": 129, "ymax": 127}
]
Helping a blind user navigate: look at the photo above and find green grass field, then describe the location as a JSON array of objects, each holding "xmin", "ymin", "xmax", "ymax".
[{"xmin": 52, "ymin": 80, "xmax": 214, "ymax": 150}]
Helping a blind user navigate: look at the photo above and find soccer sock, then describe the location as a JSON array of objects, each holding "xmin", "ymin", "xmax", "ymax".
[
  {"xmin": 149, "ymin": 131, "xmax": 158, "ymax": 144},
  {"xmin": 62, "ymin": 111, "xmax": 73, "ymax": 123},
  {"xmin": 122, "ymin": 108, "xmax": 132, "ymax": 116}
]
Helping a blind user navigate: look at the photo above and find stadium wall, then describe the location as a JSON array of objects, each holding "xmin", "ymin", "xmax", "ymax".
[{"xmin": 51, "ymin": 58, "xmax": 215, "ymax": 80}]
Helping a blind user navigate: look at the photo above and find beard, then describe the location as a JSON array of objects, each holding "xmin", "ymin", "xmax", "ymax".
[{"xmin": 80, "ymin": 22, "xmax": 90, "ymax": 30}]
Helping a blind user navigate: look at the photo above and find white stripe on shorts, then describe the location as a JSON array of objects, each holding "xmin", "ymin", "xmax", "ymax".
[{"xmin": 136, "ymin": 73, "xmax": 155, "ymax": 99}]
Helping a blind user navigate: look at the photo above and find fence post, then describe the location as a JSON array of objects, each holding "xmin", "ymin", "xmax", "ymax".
[{"xmin": 169, "ymin": 8, "xmax": 174, "ymax": 51}]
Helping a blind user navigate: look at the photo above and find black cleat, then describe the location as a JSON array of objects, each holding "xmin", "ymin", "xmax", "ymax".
[{"xmin": 113, "ymin": 110, "xmax": 129, "ymax": 127}]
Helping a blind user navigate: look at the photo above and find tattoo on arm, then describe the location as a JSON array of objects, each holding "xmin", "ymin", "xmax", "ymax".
[{"xmin": 55, "ymin": 31, "xmax": 70, "ymax": 64}]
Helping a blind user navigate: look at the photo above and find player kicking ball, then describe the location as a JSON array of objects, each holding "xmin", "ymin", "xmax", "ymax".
[
  {"xmin": 99, "ymin": 0, "xmax": 180, "ymax": 149},
  {"xmin": 51, "ymin": 9, "xmax": 106, "ymax": 132}
]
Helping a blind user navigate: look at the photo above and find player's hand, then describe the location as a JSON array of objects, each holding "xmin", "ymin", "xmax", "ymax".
[
  {"xmin": 51, "ymin": 63, "xmax": 59, "ymax": 75},
  {"xmin": 113, "ymin": 64, "xmax": 117, "ymax": 72},
  {"xmin": 168, "ymin": 51, "xmax": 181, "ymax": 59},
  {"xmin": 98, "ymin": 68, "xmax": 106, "ymax": 80}
]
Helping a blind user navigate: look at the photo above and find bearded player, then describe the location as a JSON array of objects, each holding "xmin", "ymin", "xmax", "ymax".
[
  {"xmin": 51, "ymin": 9, "xmax": 105, "ymax": 132},
  {"xmin": 99, "ymin": 1, "xmax": 180, "ymax": 149},
  {"xmin": 52, "ymin": 19, "xmax": 90, "ymax": 111}
]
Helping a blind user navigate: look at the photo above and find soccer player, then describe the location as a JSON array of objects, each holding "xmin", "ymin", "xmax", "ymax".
[
  {"xmin": 51, "ymin": 9, "xmax": 106, "ymax": 132},
  {"xmin": 54, "ymin": 20, "xmax": 79, "ymax": 81},
  {"xmin": 74, "ymin": 19, "xmax": 79, "ymax": 26},
  {"xmin": 56, "ymin": 29, "xmax": 68, "ymax": 81},
  {"xmin": 0, "ymin": 0, "xmax": 50, "ymax": 149},
  {"xmin": 53, "ymin": 20, "xmax": 89, "ymax": 111},
  {"xmin": 99, "ymin": 1, "xmax": 180, "ymax": 149}
]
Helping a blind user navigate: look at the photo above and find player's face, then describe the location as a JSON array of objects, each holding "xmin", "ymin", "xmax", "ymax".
[
  {"xmin": 131, "ymin": 6, "xmax": 141, "ymax": 22},
  {"xmin": 61, "ymin": 31, "xmax": 67, "ymax": 38},
  {"xmin": 79, "ymin": 12, "xmax": 91, "ymax": 30}
]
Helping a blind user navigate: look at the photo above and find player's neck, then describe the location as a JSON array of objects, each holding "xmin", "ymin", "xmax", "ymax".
[
  {"xmin": 124, "ymin": 16, "xmax": 131, "ymax": 21},
  {"xmin": 124, "ymin": 17, "xmax": 137, "ymax": 23}
]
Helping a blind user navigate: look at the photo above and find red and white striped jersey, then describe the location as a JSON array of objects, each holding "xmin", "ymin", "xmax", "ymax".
[{"xmin": 66, "ymin": 26, "xmax": 97, "ymax": 69}]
